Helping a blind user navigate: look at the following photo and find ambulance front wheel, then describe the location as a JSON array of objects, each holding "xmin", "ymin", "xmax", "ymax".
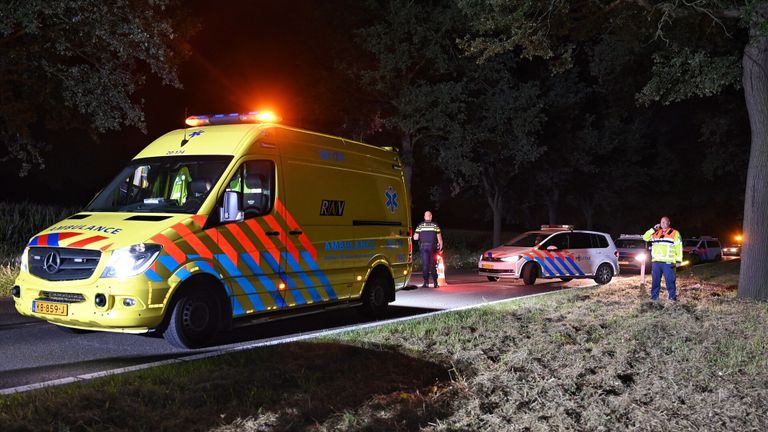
[
  {"xmin": 164, "ymin": 287, "xmax": 221, "ymax": 349},
  {"xmin": 359, "ymin": 273, "xmax": 392, "ymax": 319},
  {"xmin": 521, "ymin": 262, "xmax": 539, "ymax": 285},
  {"xmin": 593, "ymin": 263, "xmax": 614, "ymax": 285}
]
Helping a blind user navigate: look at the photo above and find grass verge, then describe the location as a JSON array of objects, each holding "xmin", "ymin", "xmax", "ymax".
[{"xmin": 1, "ymin": 262, "xmax": 765, "ymax": 431}]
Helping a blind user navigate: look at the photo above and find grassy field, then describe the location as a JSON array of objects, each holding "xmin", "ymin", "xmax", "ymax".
[{"xmin": 0, "ymin": 260, "xmax": 765, "ymax": 431}]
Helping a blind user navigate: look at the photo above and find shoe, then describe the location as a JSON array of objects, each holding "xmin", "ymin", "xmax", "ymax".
[
  {"xmin": 433, "ymin": 282, "xmax": 439, "ymax": 288},
  {"xmin": 421, "ymin": 283, "xmax": 428, "ymax": 288}
]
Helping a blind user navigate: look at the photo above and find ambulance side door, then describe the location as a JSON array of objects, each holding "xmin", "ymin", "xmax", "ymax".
[{"xmin": 214, "ymin": 157, "xmax": 288, "ymax": 317}]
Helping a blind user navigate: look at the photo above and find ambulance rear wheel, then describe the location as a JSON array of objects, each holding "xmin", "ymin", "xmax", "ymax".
[
  {"xmin": 521, "ymin": 263, "xmax": 538, "ymax": 285},
  {"xmin": 593, "ymin": 263, "xmax": 614, "ymax": 285},
  {"xmin": 487, "ymin": 276, "xmax": 500, "ymax": 282},
  {"xmin": 164, "ymin": 288, "xmax": 220, "ymax": 349},
  {"xmin": 359, "ymin": 274, "xmax": 390, "ymax": 319}
]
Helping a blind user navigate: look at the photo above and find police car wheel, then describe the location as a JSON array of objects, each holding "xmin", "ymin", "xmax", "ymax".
[
  {"xmin": 521, "ymin": 263, "xmax": 538, "ymax": 285},
  {"xmin": 593, "ymin": 264, "xmax": 613, "ymax": 285},
  {"xmin": 164, "ymin": 288, "xmax": 220, "ymax": 349},
  {"xmin": 359, "ymin": 275, "xmax": 389, "ymax": 319},
  {"xmin": 487, "ymin": 276, "xmax": 500, "ymax": 282},
  {"xmin": 559, "ymin": 277, "xmax": 573, "ymax": 282}
]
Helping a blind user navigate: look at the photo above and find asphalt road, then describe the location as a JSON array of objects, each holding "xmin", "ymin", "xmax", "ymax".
[{"xmin": 0, "ymin": 271, "xmax": 605, "ymax": 391}]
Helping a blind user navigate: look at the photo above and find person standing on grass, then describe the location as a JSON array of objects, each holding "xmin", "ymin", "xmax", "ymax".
[
  {"xmin": 642, "ymin": 216, "xmax": 683, "ymax": 301},
  {"xmin": 413, "ymin": 211, "xmax": 443, "ymax": 288}
]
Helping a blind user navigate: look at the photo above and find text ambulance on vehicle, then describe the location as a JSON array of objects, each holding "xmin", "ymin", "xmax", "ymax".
[
  {"xmin": 12, "ymin": 112, "xmax": 412, "ymax": 348},
  {"xmin": 478, "ymin": 225, "xmax": 619, "ymax": 285}
]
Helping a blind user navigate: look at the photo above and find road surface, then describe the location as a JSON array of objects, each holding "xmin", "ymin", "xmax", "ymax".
[{"xmin": 0, "ymin": 271, "xmax": 609, "ymax": 391}]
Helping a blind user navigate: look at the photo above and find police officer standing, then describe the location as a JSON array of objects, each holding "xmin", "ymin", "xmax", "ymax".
[
  {"xmin": 642, "ymin": 216, "xmax": 683, "ymax": 301},
  {"xmin": 413, "ymin": 211, "xmax": 443, "ymax": 288}
]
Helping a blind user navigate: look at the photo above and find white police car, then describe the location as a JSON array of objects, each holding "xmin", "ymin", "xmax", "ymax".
[{"xmin": 478, "ymin": 225, "xmax": 619, "ymax": 285}]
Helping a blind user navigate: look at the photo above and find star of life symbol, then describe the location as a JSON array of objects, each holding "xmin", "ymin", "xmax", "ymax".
[{"xmin": 385, "ymin": 186, "xmax": 398, "ymax": 213}]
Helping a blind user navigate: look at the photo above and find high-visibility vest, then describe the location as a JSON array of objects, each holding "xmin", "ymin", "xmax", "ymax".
[{"xmin": 642, "ymin": 228, "xmax": 682, "ymax": 263}]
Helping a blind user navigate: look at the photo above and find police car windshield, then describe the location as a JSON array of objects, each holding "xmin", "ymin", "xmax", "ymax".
[
  {"xmin": 86, "ymin": 156, "xmax": 232, "ymax": 214},
  {"xmin": 616, "ymin": 239, "xmax": 646, "ymax": 249},
  {"xmin": 504, "ymin": 232, "xmax": 549, "ymax": 247}
]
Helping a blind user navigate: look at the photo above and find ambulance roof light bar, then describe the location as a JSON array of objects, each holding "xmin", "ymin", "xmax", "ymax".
[
  {"xmin": 185, "ymin": 111, "xmax": 282, "ymax": 127},
  {"xmin": 541, "ymin": 224, "xmax": 574, "ymax": 231}
]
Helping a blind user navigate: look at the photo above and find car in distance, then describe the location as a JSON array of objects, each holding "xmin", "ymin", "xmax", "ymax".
[
  {"xmin": 683, "ymin": 236, "xmax": 722, "ymax": 265},
  {"xmin": 614, "ymin": 234, "xmax": 651, "ymax": 271}
]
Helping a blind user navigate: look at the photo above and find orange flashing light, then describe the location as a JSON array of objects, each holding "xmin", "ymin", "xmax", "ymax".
[
  {"xmin": 185, "ymin": 116, "xmax": 210, "ymax": 127},
  {"xmin": 184, "ymin": 111, "xmax": 282, "ymax": 127}
]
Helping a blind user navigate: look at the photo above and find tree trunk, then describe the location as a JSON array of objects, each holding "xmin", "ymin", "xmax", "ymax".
[
  {"xmin": 547, "ymin": 188, "xmax": 559, "ymax": 225},
  {"xmin": 400, "ymin": 133, "xmax": 414, "ymax": 201},
  {"xmin": 492, "ymin": 192, "xmax": 503, "ymax": 247},
  {"xmin": 738, "ymin": 9, "xmax": 768, "ymax": 301}
]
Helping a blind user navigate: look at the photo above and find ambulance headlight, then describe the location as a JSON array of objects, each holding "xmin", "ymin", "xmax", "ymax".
[
  {"xmin": 20, "ymin": 247, "xmax": 29, "ymax": 272},
  {"xmin": 501, "ymin": 255, "xmax": 520, "ymax": 263},
  {"xmin": 635, "ymin": 253, "xmax": 647, "ymax": 262},
  {"xmin": 102, "ymin": 244, "xmax": 162, "ymax": 278}
]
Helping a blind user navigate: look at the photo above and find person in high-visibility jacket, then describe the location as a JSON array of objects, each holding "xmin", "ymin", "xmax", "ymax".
[
  {"xmin": 413, "ymin": 211, "xmax": 443, "ymax": 288},
  {"xmin": 642, "ymin": 216, "xmax": 683, "ymax": 301}
]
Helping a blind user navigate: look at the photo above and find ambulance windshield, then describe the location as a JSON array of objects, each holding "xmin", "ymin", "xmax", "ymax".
[{"xmin": 86, "ymin": 156, "xmax": 232, "ymax": 214}]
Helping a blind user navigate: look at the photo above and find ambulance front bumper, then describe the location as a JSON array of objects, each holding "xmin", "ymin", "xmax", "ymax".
[{"xmin": 13, "ymin": 272, "xmax": 168, "ymax": 332}]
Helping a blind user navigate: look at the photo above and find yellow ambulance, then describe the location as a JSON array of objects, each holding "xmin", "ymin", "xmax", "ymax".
[{"xmin": 12, "ymin": 112, "xmax": 412, "ymax": 348}]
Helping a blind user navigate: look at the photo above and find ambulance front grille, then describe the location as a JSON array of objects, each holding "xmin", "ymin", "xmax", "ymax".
[
  {"xmin": 39, "ymin": 291, "xmax": 86, "ymax": 303},
  {"xmin": 28, "ymin": 247, "xmax": 101, "ymax": 281}
]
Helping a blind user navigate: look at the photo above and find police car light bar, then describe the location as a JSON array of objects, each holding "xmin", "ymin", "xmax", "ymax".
[
  {"xmin": 541, "ymin": 224, "xmax": 574, "ymax": 231},
  {"xmin": 185, "ymin": 111, "xmax": 282, "ymax": 127}
]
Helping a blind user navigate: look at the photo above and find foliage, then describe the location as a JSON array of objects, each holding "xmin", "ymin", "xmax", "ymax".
[{"xmin": 0, "ymin": 0, "xmax": 195, "ymax": 174}]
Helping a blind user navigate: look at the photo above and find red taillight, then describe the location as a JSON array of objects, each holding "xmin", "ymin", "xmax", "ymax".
[{"xmin": 408, "ymin": 226, "xmax": 413, "ymax": 255}]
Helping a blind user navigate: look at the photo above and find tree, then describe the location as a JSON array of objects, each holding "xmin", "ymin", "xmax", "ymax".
[
  {"xmin": 355, "ymin": 0, "xmax": 466, "ymax": 193},
  {"xmin": 0, "ymin": 0, "xmax": 195, "ymax": 175},
  {"xmin": 438, "ymin": 57, "xmax": 545, "ymax": 247},
  {"xmin": 458, "ymin": 0, "xmax": 768, "ymax": 301}
]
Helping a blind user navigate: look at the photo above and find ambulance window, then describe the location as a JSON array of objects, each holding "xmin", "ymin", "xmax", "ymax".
[
  {"xmin": 569, "ymin": 233, "xmax": 592, "ymax": 249},
  {"xmin": 540, "ymin": 233, "xmax": 568, "ymax": 250},
  {"xmin": 227, "ymin": 160, "xmax": 275, "ymax": 217}
]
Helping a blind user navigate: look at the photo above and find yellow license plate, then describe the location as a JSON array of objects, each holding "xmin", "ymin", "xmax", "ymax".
[
  {"xmin": 33, "ymin": 301, "xmax": 68, "ymax": 316},
  {"xmin": 481, "ymin": 264, "xmax": 494, "ymax": 269}
]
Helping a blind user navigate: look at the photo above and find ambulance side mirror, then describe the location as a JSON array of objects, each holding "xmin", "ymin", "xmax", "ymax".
[{"xmin": 220, "ymin": 191, "xmax": 244, "ymax": 223}]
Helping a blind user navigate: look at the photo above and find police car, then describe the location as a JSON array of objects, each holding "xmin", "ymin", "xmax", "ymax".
[
  {"xmin": 683, "ymin": 236, "xmax": 722, "ymax": 264},
  {"xmin": 478, "ymin": 225, "xmax": 619, "ymax": 285}
]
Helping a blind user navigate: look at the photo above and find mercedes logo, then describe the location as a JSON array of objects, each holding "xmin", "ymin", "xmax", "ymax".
[{"xmin": 43, "ymin": 251, "xmax": 61, "ymax": 274}]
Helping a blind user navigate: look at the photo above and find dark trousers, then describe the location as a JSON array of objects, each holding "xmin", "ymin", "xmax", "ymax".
[
  {"xmin": 420, "ymin": 247, "xmax": 438, "ymax": 285},
  {"xmin": 651, "ymin": 261, "xmax": 677, "ymax": 300}
]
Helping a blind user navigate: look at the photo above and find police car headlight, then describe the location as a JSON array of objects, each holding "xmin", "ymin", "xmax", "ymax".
[
  {"xmin": 635, "ymin": 253, "xmax": 647, "ymax": 262},
  {"xmin": 501, "ymin": 255, "xmax": 520, "ymax": 263},
  {"xmin": 20, "ymin": 247, "xmax": 29, "ymax": 272},
  {"xmin": 102, "ymin": 244, "xmax": 162, "ymax": 278}
]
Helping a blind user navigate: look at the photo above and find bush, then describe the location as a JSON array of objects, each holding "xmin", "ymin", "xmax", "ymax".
[{"xmin": 0, "ymin": 202, "xmax": 78, "ymax": 264}]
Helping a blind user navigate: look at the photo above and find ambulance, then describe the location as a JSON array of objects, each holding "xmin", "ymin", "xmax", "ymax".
[
  {"xmin": 11, "ymin": 112, "xmax": 412, "ymax": 348},
  {"xmin": 478, "ymin": 225, "xmax": 619, "ymax": 285}
]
